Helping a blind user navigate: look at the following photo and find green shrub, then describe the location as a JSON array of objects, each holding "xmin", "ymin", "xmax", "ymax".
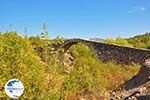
[
  {"xmin": 104, "ymin": 37, "xmax": 133, "ymax": 47},
  {"xmin": 0, "ymin": 32, "xmax": 46, "ymax": 99},
  {"xmin": 127, "ymin": 33, "xmax": 150, "ymax": 48}
]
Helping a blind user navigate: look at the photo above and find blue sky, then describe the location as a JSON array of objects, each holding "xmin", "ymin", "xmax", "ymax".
[{"xmin": 0, "ymin": 0, "xmax": 150, "ymax": 39}]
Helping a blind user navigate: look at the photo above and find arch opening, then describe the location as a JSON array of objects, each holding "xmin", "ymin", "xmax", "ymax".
[{"xmin": 60, "ymin": 42, "xmax": 99, "ymax": 74}]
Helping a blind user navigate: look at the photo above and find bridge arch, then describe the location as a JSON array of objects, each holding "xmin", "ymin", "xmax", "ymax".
[
  {"xmin": 56, "ymin": 39, "xmax": 100, "ymax": 66},
  {"xmin": 58, "ymin": 39, "xmax": 98, "ymax": 58}
]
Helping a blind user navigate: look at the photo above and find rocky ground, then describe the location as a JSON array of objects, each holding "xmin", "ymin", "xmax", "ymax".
[{"xmin": 108, "ymin": 59, "xmax": 150, "ymax": 100}]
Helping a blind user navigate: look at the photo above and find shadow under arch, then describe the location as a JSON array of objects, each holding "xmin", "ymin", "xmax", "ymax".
[{"xmin": 57, "ymin": 38, "xmax": 99, "ymax": 64}]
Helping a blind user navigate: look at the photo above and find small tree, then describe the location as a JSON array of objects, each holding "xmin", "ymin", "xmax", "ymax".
[{"xmin": 41, "ymin": 23, "xmax": 48, "ymax": 39}]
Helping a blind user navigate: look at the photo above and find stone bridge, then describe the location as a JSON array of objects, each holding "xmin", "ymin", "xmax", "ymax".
[{"xmin": 52, "ymin": 38, "xmax": 150, "ymax": 64}]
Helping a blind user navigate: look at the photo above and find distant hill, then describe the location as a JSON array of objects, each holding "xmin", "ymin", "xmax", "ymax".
[
  {"xmin": 127, "ymin": 32, "xmax": 150, "ymax": 49},
  {"xmin": 89, "ymin": 33, "xmax": 150, "ymax": 49},
  {"xmin": 89, "ymin": 38, "xmax": 104, "ymax": 42}
]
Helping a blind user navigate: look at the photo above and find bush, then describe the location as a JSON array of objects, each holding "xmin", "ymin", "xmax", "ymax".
[
  {"xmin": 127, "ymin": 33, "xmax": 150, "ymax": 48},
  {"xmin": 104, "ymin": 37, "xmax": 133, "ymax": 47},
  {"xmin": 0, "ymin": 32, "xmax": 46, "ymax": 99}
]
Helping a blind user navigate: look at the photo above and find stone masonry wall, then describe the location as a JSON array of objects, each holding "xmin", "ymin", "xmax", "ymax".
[
  {"xmin": 86, "ymin": 40, "xmax": 150, "ymax": 64},
  {"xmin": 58, "ymin": 39, "xmax": 150, "ymax": 64}
]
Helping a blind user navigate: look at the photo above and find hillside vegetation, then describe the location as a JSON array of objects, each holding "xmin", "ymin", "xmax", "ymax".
[
  {"xmin": 104, "ymin": 32, "xmax": 150, "ymax": 49},
  {"xmin": 127, "ymin": 32, "xmax": 150, "ymax": 48},
  {"xmin": 0, "ymin": 32, "xmax": 148, "ymax": 99}
]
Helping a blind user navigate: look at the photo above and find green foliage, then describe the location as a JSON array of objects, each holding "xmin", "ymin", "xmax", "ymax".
[
  {"xmin": 127, "ymin": 32, "xmax": 150, "ymax": 48},
  {"xmin": 0, "ymin": 32, "xmax": 46, "ymax": 99},
  {"xmin": 41, "ymin": 24, "xmax": 49, "ymax": 39},
  {"xmin": 62, "ymin": 44, "xmax": 139, "ymax": 98},
  {"xmin": 104, "ymin": 37, "xmax": 133, "ymax": 47},
  {"xmin": 29, "ymin": 36, "xmax": 43, "ymax": 46},
  {"xmin": 104, "ymin": 32, "xmax": 150, "ymax": 49}
]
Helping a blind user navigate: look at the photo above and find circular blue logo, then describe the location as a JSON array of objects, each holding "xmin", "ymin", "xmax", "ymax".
[{"xmin": 5, "ymin": 79, "xmax": 24, "ymax": 98}]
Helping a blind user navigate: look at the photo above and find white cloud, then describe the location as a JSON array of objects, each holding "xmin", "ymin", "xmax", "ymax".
[
  {"xmin": 128, "ymin": 6, "xmax": 146, "ymax": 13},
  {"xmin": 140, "ymin": 7, "xmax": 146, "ymax": 11}
]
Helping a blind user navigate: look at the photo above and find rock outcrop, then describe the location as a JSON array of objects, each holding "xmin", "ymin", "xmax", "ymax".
[
  {"xmin": 109, "ymin": 59, "xmax": 150, "ymax": 100},
  {"xmin": 124, "ymin": 59, "xmax": 150, "ymax": 90}
]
